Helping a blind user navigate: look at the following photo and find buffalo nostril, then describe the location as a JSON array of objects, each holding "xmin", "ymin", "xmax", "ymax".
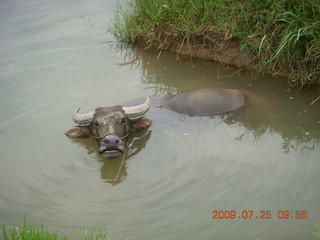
[{"xmin": 103, "ymin": 136, "xmax": 120, "ymax": 147}]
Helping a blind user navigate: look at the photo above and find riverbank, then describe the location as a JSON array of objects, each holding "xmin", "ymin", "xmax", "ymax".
[{"xmin": 111, "ymin": 0, "xmax": 320, "ymax": 88}]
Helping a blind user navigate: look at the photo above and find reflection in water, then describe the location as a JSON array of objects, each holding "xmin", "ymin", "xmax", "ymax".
[
  {"xmin": 99, "ymin": 158, "xmax": 127, "ymax": 185},
  {"xmin": 100, "ymin": 130, "xmax": 151, "ymax": 185},
  {"xmin": 70, "ymin": 129, "xmax": 152, "ymax": 185},
  {"xmin": 117, "ymin": 46, "xmax": 320, "ymax": 154},
  {"xmin": 225, "ymin": 94, "xmax": 320, "ymax": 154}
]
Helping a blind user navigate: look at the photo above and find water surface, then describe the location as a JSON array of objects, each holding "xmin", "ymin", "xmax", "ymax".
[{"xmin": 0, "ymin": 1, "xmax": 319, "ymax": 240}]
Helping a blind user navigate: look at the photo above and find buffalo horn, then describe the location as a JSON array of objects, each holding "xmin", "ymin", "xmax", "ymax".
[
  {"xmin": 72, "ymin": 108, "xmax": 95, "ymax": 125},
  {"xmin": 123, "ymin": 96, "xmax": 151, "ymax": 118}
]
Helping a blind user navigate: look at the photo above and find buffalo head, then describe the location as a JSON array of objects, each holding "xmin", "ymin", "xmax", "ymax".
[{"xmin": 65, "ymin": 97, "xmax": 151, "ymax": 159}]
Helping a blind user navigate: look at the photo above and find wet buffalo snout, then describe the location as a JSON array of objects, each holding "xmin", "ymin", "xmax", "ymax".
[{"xmin": 103, "ymin": 135, "xmax": 120, "ymax": 149}]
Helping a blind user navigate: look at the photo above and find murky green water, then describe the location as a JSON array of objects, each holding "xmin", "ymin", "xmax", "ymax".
[{"xmin": 0, "ymin": 1, "xmax": 319, "ymax": 240}]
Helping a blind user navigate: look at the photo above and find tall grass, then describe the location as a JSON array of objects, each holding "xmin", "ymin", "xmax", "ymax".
[
  {"xmin": 1, "ymin": 220, "xmax": 108, "ymax": 240},
  {"xmin": 111, "ymin": 0, "xmax": 320, "ymax": 88}
]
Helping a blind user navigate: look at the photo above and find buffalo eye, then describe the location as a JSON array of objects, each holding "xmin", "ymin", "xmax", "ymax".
[
  {"xmin": 93, "ymin": 121, "xmax": 100, "ymax": 127},
  {"xmin": 120, "ymin": 118, "xmax": 127, "ymax": 124}
]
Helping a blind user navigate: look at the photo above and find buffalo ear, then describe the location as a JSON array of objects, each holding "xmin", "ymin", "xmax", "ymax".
[
  {"xmin": 131, "ymin": 116, "xmax": 152, "ymax": 132},
  {"xmin": 65, "ymin": 126, "xmax": 90, "ymax": 138}
]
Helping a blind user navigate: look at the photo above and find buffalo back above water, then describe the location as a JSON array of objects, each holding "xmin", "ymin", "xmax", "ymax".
[{"xmin": 161, "ymin": 88, "xmax": 245, "ymax": 116}]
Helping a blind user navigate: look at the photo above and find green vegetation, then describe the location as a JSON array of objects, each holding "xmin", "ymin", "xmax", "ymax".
[
  {"xmin": 314, "ymin": 223, "xmax": 320, "ymax": 239},
  {"xmin": 1, "ymin": 220, "xmax": 108, "ymax": 240},
  {"xmin": 112, "ymin": 0, "xmax": 320, "ymax": 88},
  {"xmin": 1, "ymin": 219, "xmax": 319, "ymax": 239}
]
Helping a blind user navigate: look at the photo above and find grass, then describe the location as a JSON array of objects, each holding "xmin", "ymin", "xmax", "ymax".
[
  {"xmin": 1, "ymin": 220, "xmax": 108, "ymax": 240},
  {"xmin": 1, "ymin": 220, "xmax": 319, "ymax": 240},
  {"xmin": 111, "ymin": 0, "xmax": 320, "ymax": 88},
  {"xmin": 314, "ymin": 223, "xmax": 320, "ymax": 239}
]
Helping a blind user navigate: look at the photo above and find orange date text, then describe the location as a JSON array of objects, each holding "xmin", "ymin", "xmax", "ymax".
[{"xmin": 211, "ymin": 210, "xmax": 308, "ymax": 220}]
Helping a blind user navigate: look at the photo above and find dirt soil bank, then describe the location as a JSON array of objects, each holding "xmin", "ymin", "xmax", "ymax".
[{"xmin": 170, "ymin": 40, "xmax": 258, "ymax": 71}]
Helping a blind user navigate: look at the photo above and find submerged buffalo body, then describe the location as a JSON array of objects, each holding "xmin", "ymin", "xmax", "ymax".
[{"xmin": 65, "ymin": 88, "xmax": 245, "ymax": 158}]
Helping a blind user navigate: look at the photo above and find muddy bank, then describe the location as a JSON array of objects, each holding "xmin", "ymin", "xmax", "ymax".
[
  {"xmin": 131, "ymin": 31, "xmax": 297, "ymax": 83},
  {"xmin": 156, "ymin": 39, "xmax": 320, "ymax": 88},
  {"xmin": 154, "ymin": 38, "xmax": 300, "ymax": 83},
  {"xmin": 169, "ymin": 40, "xmax": 257, "ymax": 70}
]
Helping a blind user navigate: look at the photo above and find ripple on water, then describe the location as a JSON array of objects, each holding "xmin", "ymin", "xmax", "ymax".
[{"xmin": 0, "ymin": 0, "xmax": 319, "ymax": 239}]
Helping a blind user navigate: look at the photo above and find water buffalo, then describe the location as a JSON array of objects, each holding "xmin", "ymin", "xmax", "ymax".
[
  {"xmin": 65, "ymin": 97, "xmax": 152, "ymax": 159},
  {"xmin": 65, "ymin": 88, "xmax": 246, "ymax": 158}
]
